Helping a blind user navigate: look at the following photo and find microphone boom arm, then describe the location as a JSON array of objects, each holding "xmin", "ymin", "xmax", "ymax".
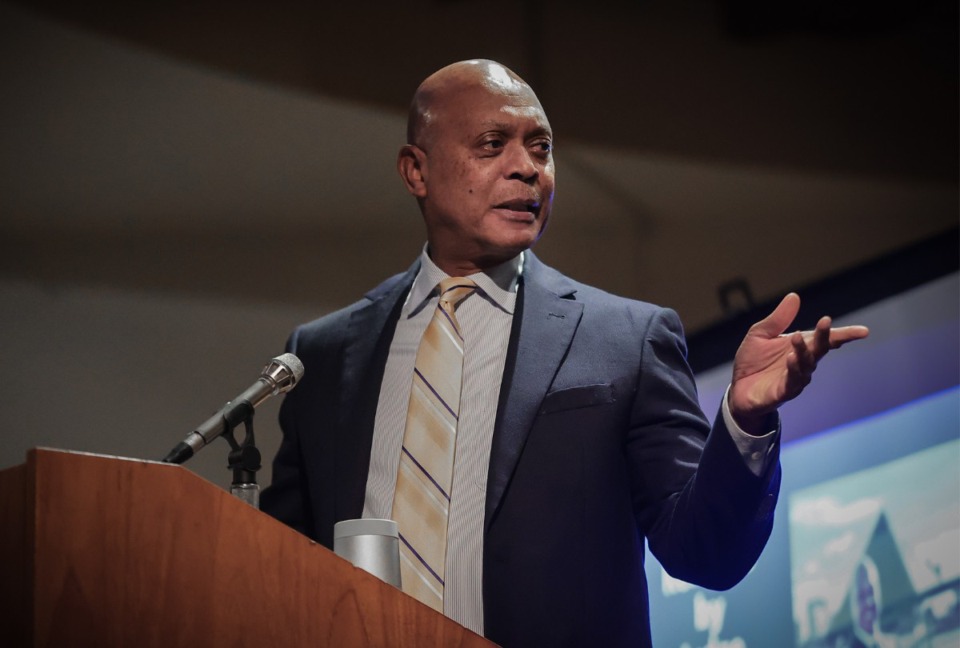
[{"xmin": 161, "ymin": 353, "xmax": 303, "ymax": 465}]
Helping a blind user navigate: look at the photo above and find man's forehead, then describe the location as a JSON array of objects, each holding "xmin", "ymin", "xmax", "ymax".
[
  {"xmin": 436, "ymin": 98, "xmax": 551, "ymax": 140},
  {"xmin": 474, "ymin": 106, "xmax": 552, "ymax": 132},
  {"xmin": 444, "ymin": 76, "xmax": 536, "ymax": 105},
  {"xmin": 447, "ymin": 83, "xmax": 548, "ymax": 121},
  {"xmin": 410, "ymin": 59, "xmax": 551, "ymax": 145}
]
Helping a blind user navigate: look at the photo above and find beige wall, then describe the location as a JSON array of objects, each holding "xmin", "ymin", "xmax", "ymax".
[{"xmin": 1, "ymin": 3, "xmax": 955, "ymax": 486}]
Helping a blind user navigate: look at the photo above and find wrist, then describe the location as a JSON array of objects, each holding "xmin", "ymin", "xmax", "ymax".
[{"xmin": 726, "ymin": 389, "xmax": 778, "ymax": 437}]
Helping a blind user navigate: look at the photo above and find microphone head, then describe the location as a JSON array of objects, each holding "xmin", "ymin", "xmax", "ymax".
[{"xmin": 262, "ymin": 353, "xmax": 305, "ymax": 394}]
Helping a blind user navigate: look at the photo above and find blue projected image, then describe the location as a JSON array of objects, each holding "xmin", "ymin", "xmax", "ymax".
[
  {"xmin": 646, "ymin": 272, "xmax": 959, "ymax": 648},
  {"xmin": 789, "ymin": 392, "xmax": 959, "ymax": 648},
  {"xmin": 645, "ymin": 388, "xmax": 959, "ymax": 648}
]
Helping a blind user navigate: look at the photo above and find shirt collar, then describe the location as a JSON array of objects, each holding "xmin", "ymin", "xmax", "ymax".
[{"xmin": 405, "ymin": 245, "xmax": 523, "ymax": 317}]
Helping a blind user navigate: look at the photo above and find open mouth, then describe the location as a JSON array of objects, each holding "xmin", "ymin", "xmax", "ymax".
[{"xmin": 494, "ymin": 199, "xmax": 540, "ymax": 218}]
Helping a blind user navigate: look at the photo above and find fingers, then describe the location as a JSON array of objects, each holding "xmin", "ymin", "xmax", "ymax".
[
  {"xmin": 788, "ymin": 317, "xmax": 831, "ymax": 379},
  {"xmin": 789, "ymin": 317, "xmax": 869, "ymax": 379},
  {"xmin": 751, "ymin": 292, "xmax": 801, "ymax": 338},
  {"xmin": 751, "ymin": 293, "xmax": 870, "ymax": 354},
  {"xmin": 790, "ymin": 331, "xmax": 818, "ymax": 377},
  {"xmin": 828, "ymin": 325, "xmax": 871, "ymax": 349},
  {"xmin": 812, "ymin": 315, "xmax": 832, "ymax": 357}
]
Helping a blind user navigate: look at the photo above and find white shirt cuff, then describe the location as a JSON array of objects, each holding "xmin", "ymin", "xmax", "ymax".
[{"xmin": 721, "ymin": 385, "xmax": 779, "ymax": 477}]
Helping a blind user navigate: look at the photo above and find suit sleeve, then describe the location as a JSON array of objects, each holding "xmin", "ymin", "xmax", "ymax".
[{"xmin": 626, "ymin": 307, "xmax": 781, "ymax": 590}]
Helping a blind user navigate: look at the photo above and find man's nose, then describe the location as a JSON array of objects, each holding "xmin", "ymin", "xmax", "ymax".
[{"xmin": 504, "ymin": 145, "xmax": 539, "ymax": 183}]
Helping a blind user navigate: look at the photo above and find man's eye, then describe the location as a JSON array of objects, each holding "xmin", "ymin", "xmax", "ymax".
[
  {"xmin": 532, "ymin": 141, "xmax": 552, "ymax": 155},
  {"xmin": 482, "ymin": 139, "xmax": 504, "ymax": 151}
]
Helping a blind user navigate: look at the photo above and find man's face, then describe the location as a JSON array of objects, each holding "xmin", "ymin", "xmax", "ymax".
[{"xmin": 415, "ymin": 79, "xmax": 555, "ymax": 272}]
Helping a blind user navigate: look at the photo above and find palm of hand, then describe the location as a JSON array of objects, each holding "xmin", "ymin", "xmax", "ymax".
[
  {"xmin": 727, "ymin": 293, "xmax": 869, "ymax": 433},
  {"xmin": 730, "ymin": 328, "xmax": 811, "ymax": 419}
]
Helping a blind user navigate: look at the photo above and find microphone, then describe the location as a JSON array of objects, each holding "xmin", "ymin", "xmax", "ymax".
[{"xmin": 161, "ymin": 353, "xmax": 304, "ymax": 465}]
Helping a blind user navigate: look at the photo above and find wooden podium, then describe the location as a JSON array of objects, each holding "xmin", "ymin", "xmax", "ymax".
[{"xmin": 0, "ymin": 448, "xmax": 495, "ymax": 647}]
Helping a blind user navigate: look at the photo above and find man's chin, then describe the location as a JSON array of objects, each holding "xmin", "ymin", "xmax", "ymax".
[
  {"xmin": 492, "ymin": 230, "xmax": 544, "ymax": 258},
  {"xmin": 469, "ymin": 238, "xmax": 536, "ymax": 270},
  {"xmin": 500, "ymin": 218, "xmax": 547, "ymax": 249}
]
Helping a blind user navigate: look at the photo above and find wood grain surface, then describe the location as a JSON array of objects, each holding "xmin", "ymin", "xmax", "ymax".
[{"xmin": 0, "ymin": 448, "xmax": 495, "ymax": 647}]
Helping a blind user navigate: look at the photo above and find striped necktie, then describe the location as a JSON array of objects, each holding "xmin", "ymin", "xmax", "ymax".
[{"xmin": 391, "ymin": 276, "xmax": 477, "ymax": 611}]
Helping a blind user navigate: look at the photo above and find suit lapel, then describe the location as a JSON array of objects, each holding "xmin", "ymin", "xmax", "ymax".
[
  {"xmin": 333, "ymin": 261, "xmax": 419, "ymax": 522},
  {"xmin": 485, "ymin": 253, "xmax": 583, "ymax": 529}
]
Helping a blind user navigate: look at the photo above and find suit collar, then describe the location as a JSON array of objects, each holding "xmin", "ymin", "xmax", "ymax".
[
  {"xmin": 407, "ymin": 248, "xmax": 525, "ymax": 318},
  {"xmin": 485, "ymin": 251, "xmax": 583, "ymax": 529}
]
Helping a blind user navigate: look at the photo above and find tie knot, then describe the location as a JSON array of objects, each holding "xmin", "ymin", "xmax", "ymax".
[{"xmin": 437, "ymin": 277, "xmax": 477, "ymax": 310}]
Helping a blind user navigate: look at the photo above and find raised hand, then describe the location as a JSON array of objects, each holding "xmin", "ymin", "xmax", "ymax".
[{"xmin": 728, "ymin": 293, "xmax": 869, "ymax": 435}]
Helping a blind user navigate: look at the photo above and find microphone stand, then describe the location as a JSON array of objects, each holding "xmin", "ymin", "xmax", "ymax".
[
  {"xmin": 220, "ymin": 401, "xmax": 262, "ymax": 509},
  {"xmin": 160, "ymin": 353, "xmax": 303, "ymax": 506}
]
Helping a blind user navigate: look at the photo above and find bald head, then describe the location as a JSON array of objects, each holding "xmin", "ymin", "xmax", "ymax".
[
  {"xmin": 396, "ymin": 58, "xmax": 555, "ymax": 275},
  {"xmin": 407, "ymin": 59, "xmax": 542, "ymax": 148}
]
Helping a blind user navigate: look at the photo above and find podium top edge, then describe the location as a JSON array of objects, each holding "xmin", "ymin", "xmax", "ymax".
[{"xmin": 29, "ymin": 447, "xmax": 172, "ymax": 467}]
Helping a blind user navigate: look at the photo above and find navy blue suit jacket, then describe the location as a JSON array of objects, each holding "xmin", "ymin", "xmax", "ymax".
[{"xmin": 261, "ymin": 252, "xmax": 780, "ymax": 647}]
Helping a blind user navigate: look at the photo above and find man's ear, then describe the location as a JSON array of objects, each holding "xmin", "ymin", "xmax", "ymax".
[{"xmin": 397, "ymin": 144, "xmax": 428, "ymax": 199}]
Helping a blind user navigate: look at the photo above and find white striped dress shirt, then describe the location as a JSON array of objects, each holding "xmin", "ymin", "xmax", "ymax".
[{"xmin": 362, "ymin": 248, "xmax": 521, "ymax": 634}]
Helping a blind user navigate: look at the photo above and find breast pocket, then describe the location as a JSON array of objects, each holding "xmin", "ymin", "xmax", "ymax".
[{"xmin": 539, "ymin": 383, "xmax": 616, "ymax": 414}]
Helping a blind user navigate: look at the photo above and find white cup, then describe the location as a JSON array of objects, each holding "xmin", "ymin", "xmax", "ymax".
[{"xmin": 333, "ymin": 518, "xmax": 402, "ymax": 588}]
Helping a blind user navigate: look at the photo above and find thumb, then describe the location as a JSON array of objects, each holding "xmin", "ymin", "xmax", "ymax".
[{"xmin": 750, "ymin": 292, "xmax": 800, "ymax": 339}]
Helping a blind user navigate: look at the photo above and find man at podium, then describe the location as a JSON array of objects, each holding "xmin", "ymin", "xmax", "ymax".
[{"xmin": 260, "ymin": 59, "xmax": 868, "ymax": 647}]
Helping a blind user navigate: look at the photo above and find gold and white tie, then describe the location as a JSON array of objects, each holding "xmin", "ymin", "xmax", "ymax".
[{"xmin": 392, "ymin": 277, "xmax": 477, "ymax": 611}]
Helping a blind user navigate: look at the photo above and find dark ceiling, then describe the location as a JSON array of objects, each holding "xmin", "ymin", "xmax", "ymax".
[{"xmin": 12, "ymin": 0, "xmax": 959, "ymax": 182}]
